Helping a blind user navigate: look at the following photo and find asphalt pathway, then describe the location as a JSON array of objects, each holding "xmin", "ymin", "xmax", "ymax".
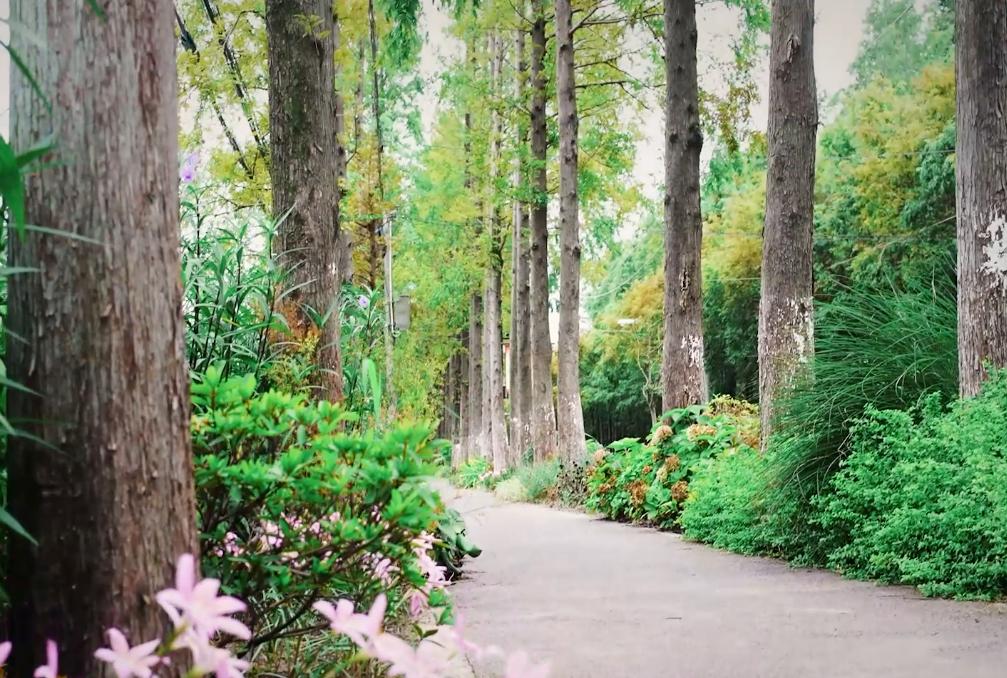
[{"xmin": 444, "ymin": 487, "xmax": 1007, "ymax": 678}]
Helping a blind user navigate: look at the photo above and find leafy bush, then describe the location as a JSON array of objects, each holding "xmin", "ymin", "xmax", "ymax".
[
  {"xmin": 770, "ymin": 277, "xmax": 957, "ymax": 500},
  {"xmin": 812, "ymin": 375, "xmax": 1007, "ymax": 599},
  {"xmin": 191, "ymin": 367, "xmax": 452, "ymax": 661},
  {"xmin": 512, "ymin": 460, "xmax": 561, "ymax": 502},
  {"xmin": 452, "ymin": 457, "xmax": 492, "ymax": 488},
  {"xmin": 586, "ymin": 402, "xmax": 755, "ymax": 529},
  {"xmin": 552, "ymin": 457, "xmax": 591, "ymax": 507}
]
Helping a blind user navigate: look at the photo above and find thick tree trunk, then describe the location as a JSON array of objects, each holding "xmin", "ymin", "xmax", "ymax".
[
  {"xmin": 554, "ymin": 0, "xmax": 586, "ymax": 460},
  {"xmin": 662, "ymin": 0, "xmax": 708, "ymax": 412},
  {"xmin": 758, "ymin": 0, "xmax": 818, "ymax": 447},
  {"xmin": 528, "ymin": 0, "xmax": 559, "ymax": 461},
  {"xmin": 267, "ymin": 0, "xmax": 343, "ymax": 400},
  {"xmin": 956, "ymin": 0, "xmax": 1007, "ymax": 397},
  {"xmin": 6, "ymin": 1, "xmax": 197, "ymax": 672}
]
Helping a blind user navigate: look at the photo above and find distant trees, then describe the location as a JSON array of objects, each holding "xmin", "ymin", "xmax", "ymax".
[
  {"xmin": 955, "ymin": 0, "xmax": 1007, "ymax": 397},
  {"xmin": 6, "ymin": 0, "xmax": 196, "ymax": 671},
  {"xmin": 758, "ymin": 0, "xmax": 818, "ymax": 445},
  {"xmin": 661, "ymin": 0, "xmax": 708, "ymax": 411}
]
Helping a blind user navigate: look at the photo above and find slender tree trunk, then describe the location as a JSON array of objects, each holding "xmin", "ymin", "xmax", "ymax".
[
  {"xmin": 662, "ymin": 0, "xmax": 707, "ymax": 412},
  {"xmin": 468, "ymin": 294, "xmax": 485, "ymax": 460},
  {"xmin": 267, "ymin": 0, "xmax": 343, "ymax": 401},
  {"xmin": 6, "ymin": 1, "xmax": 197, "ymax": 672},
  {"xmin": 334, "ymin": 7, "xmax": 353, "ymax": 284},
  {"xmin": 455, "ymin": 331, "xmax": 471, "ymax": 467},
  {"xmin": 511, "ymin": 24, "xmax": 533, "ymax": 467},
  {"xmin": 758, "ymin": 0, "xmax": 818, "ymax": 447},
  {"xmin": 554, "ymin": 0, "xmax": 586, "ymax": 460},
  {"xmin": 956, "ymin": 0, "xmax": 1007, "ymax": 397},
  {"xmin": 529, "ymin": 0, "xmax": 559, "ymax": 461}
]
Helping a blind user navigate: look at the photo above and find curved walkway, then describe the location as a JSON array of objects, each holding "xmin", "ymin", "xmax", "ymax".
[{"xmin": 445, "ymin": 487, "xmax": 1007, "ymax": 678}]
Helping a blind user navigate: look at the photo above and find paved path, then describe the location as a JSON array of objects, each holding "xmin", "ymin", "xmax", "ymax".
[{"xmin": 444, "ymin": 487, "xmax": 1007, "ymax": 678}]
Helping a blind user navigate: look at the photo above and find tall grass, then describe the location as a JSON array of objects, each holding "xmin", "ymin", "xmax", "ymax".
[{"xmin": 770, "ymin": 273, "xmax": 958, "ymax": 498}]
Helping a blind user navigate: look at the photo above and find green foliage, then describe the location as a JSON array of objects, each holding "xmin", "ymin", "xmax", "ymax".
[
  {"xmin": 813, "ymin": 375, "xmax": 1007, "ymax": 599},
  {"xmin": 585, "ymin": 402, "xmax": 756, "ymax": 529},
  {"xmin": 191, "ymin": 367, "xmax": 446, "ymax": 654},
  {"xmin": 452, "ymin": 457, "xmax": 492, "ymax": 489},
  {"xmin": 771, "ymin": 276, "xmax": 958, "ymax": 500},
  {"xmin": 511, "ymin": 460, "xmax": 561, "ymax": 503},
  {"xmin": 433, "ymin": 507, "xmax": 482, "ymax": 578}
]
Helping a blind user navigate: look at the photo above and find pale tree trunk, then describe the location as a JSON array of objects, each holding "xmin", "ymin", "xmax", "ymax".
[
  {"xmin": 6, "ymin": 1, "xmax": 197, "ymax": 672},
  {"xmin": 468, "ymin": 294, "xmax": 485, "ymax": 460},
  {"xmin": 758, "ymin": 0, "xmax": 817, "ymax": 447},
  {"xmin": 956, "ymin": 0, "xmax": 1007, "ymax": 397},
  {"xmin": 529, "ymin": 0, "xmax": 559, "ymax": 461},
  {"xmin": 510, "ymin": 26, "xmax": 533, "ymax": 466},
  {"xmin": 334, "ymin": 7, "xmax": 353, "ymax": 284},
  {"xmin": 662, "ymin": 0, "xmax": 707, "ymax": 412},
  {"xmin": 454, "ymin": 331, "xmax": 471, "ymax": 467},
  {"xmin": 554, "ymin": 0, "xmax": 586, "ymax": 460},
  {"xmin": 267, "ymin": 0, "xmax": 343, "ymax": 400},
  {"xmin": 486, "ymin": 32, "xmax": 509, "ymax": 472}
]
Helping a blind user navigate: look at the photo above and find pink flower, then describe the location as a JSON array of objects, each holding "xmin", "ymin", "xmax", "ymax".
[
  {"xmin": 408, "ymin": 589, "xmax": 428, "ymax": 619},
  {"xmin": 0, "ymin": 641, "xmax": 10, "ymax": 666},
  {"xmin": 180, "ymin": 152, "xmax": 200, "ymax": 183},
  {"xmin": 94, "ymin": 628, "xmax": 162, "ymax": 678},
  {"xmin": 33, "ymin": 640, "xmax": 58, "ymax": 678},
  {"xmin": 504, "ymin": 650, "xmax": 551, "ymax": 678},
  {"xmin": 444, "ymin": 614, "xmax": 500, "ymax": 659},
  {"xmin": 312, "ymin": 594, "xmax": 386, "ymax": 649},
  {"xmin": 156, "ymin": 554, "xmax": 250, "ymax": 640},
  {"xmin": 371, "ymin": 634, "xmax": 446, "ymax": 678},
  {"xmin": 181, "ymin": 632, "xmax": 250, "ymax": 677},
  {"xmin": 416, "ymin": 551, "xmax": 447, "ymax": 590}
]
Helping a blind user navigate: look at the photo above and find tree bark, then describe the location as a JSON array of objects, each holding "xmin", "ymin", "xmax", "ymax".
[
  {"xmin": 511, "ymin": 25, "xmax": 534, "ymax": 467},
  {"xmin": 956, "ymin": 0, "xmax": 1007, "ymax": 397},
  {"xmin": 6, "ymin": 1, "xmax": 197, "ymax": 672},
  {"xmin": 454, "ymin": 330, "xmax": 471, "ymax": 467},
  {"xmin": 267, "ymin": 0, "xmax": 343, "ymax": 400},
  {"xmin": 528, "ymin": 0, "xmax": 559, "ymax": 461},
  {"xmin": 555, "ymin": 0, "xmax": 587, "ymax": 460},
  {"xmin": 468, "ymin": 294, "xmax": 485, "ymax": 460},
  {"xmin": 662, "ymin": 0, "xmax": 708, "ymax": 413},
  {"xmin": 758, "ymin": 0, "xmax": 818, "ymax": 447}
]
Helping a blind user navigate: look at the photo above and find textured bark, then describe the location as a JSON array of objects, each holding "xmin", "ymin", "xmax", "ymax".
[
  {"xmin": 468, "ymin": 294, "xmax": 485, "ymax": 460},
  {"xmin": 758, "ymin": 0, "xmax": 818, "ymax": 446},
  {"xmin": 333, "ymin": 7, "xmax": 353, "ymax": 283},
  {"xmin": 662, "ymin": 0, "xmax": 708, "ymax": 412},
  {"xmin": 6, "ymin": 1, "xmax": 197, "ymax": 672},
  {"xmin": 554, "ymin": 0, "xmax": 587, "ymax": 460},
  {"xmin": 528, "ymin": 0, "xmax": 559, "ymax": 461},
  {"xmin": 454, "ymin": 331, "xmax": 471, "ymax": 467},
  {"xmin": 486, "ymin": 32, "xmax": 509, "ymax": 472},
  {"xmin": 267, "ymin": 0, "xmax": 343, "ymax": 400},
  {"xmin": 956, "ymin": 0, "xmax": 1007, "ymax": 397}
]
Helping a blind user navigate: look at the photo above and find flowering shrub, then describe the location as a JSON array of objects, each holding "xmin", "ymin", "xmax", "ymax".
[
  {"xmin": 0, "ymin": 553, "xmax": 549, "ymax": 678},
  {"xmin": 452, "ymin": 457, "xmax": 492, "ymax": 488},
  {"xmin": 191, "ymin": 367, "xmax": 455, "ymax": 666},
  {"xmin": 586, "ymin": 401, "xmax": 757, "ymax": 529}
]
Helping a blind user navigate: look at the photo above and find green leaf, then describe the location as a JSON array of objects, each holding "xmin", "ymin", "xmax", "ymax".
[
  {"xmin": 0, "ymin": 507, "xmax": 36, "ymax": 545},
  {"xmin": 16, "ymin": 134, "xmax": 55, "ymax": 169},
  {"xmin": 85, "ymin": 0, "xmax": 107, "ymax": 18},
  {"xmin": 1, "ymin": 42, "xmax": 50, "ymax": 112},
  {"xmin": 0, "ymin": 136, "xmax": 26, "ymax": 236}
]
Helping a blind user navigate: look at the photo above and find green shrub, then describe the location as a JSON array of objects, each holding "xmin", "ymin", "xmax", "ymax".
[
  {"xmin": 812, "ymin": 374, "xmax": 1007, "ymax": 599},
  {"xmin": 191, "ymin": 367, "xmax": 450, "ymax": 660},
  {"xmin": 586, "ymin": 402, "xmax": 755, "ymax": 529},
  {"xmin": 771, "ymin": 277, "xmax": 957, "ymax": 503},
  {"xmin": 513, "ymin": 459, "xmax": 561, "ymax": 502},
  {"xmin": 494, "ymin": 477, "xmax": 527, "ymax": 502},
  {"xmin": 553, "ymin": 457, "xmax": 591, "ymax": 506},
  {"xmin": 452, "ymin": 457, "xmax": 492, "ymax": 488}
]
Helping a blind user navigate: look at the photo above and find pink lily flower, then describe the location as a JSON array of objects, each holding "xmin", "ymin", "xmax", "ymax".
[
  {"xmin": 33, "ymin": 640, "xmax": 58, "ymax": 678},
  {"xmin": 371, "ymin": 634, "xmax": 447, "ymax": 678},
  {"xmin": 312, "ymin": 594, "xmax": 386, "ymax": 649},
  {"xmin": 504, "ymin": 650, "xmax": 551, "ymax": 678},
  {"xmin": 0, "ymin": 641, "xmax": 10, "ymax": 667},
  {"xmin": 182, "ymin": 632, "xmax": 250, "ymax": 677},
  {"xmin": 155, "ymin": 554, "xmax": 250, "ymax": 640},
  {"xmin": 94, "ymin": 628, "xmax": 162, "ymax": 678}
]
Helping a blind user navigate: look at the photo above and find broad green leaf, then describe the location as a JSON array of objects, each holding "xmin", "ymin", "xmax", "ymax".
[{"xmin": 0, "ymin": 507, "xmax": 36, "ymax": 545}]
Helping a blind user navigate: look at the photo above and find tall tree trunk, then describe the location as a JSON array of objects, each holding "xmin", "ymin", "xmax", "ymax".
[
  {"xmin": 758, "ymin": 0, "xmax": 818, "ymax": 447},
  {"xmin": 6, "ymin": 1, "xmax": 197, "ymax": 671},
  {"xmin": 485, "ymin": 31, "xmax": 509, "ymax": 473},
  {"xmin": 956, "ymin": 0, "xmax": 1007, "ymax": 397},
  {"xmin": 511, "ymin": 24, "xmax": 534, "ymax": 466},
  {"xmin": 455, "ymin": 331, "xmax": 471, "ymax": 467},
  {"xmin": 267, "ymin": 0, "xmax": 343, "ymax": 401},
  {"xmin": 554, "ymin": 0, "xmax": 586, "ymax": 460},
  {"xmin": 334, "ymin": 7, "xmax": 353, "ymax": 284},
  {"xmin": 662, "ymin": 0, "xmax": 707, "ymax": 412},
  {"xmin": 528, "ymin": 0, "xmax": 559, "ymax": 461},
  {"xmin": 468, "ymin": 294, "xmax": 485, "ymax": 460}
]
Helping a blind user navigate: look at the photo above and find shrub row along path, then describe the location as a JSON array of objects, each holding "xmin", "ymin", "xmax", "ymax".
[{"xmin": 443, "ymin": 486, "xmax": 1007, "ymax": 678}]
